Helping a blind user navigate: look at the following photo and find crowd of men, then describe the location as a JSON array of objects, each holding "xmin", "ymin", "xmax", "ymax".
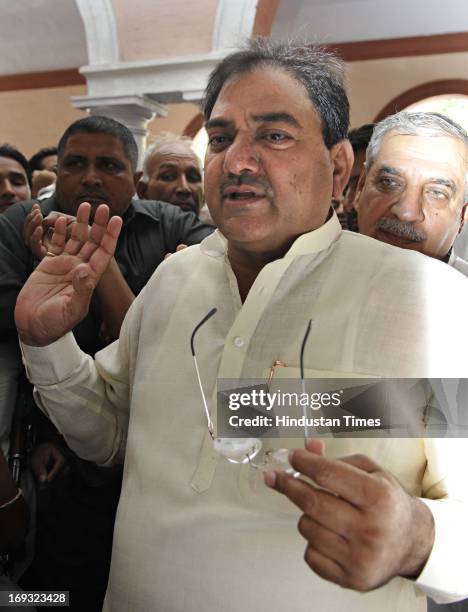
[{"xmin": 0, "ymin": 38, "xmax": 468, "ymax": 612}]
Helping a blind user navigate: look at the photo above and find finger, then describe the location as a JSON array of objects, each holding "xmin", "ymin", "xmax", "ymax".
[
  {"xmin": 265, "ymin": 471, "xmax": 359, "ymax": 536},
  {"xmin": 164, "ymin": 252, "xmax": 172, "ymax": 260},
  {"xmin": 79, "ymin": 204, "xmax": 110, "ymax": 261},
  {"xmin": 43, "ymin": 212, "xmax": 62, "ymax": 229},
  {"xmin": 47, "ymin": 216, "xmax": 68, "ymax": 256},
  {"xmin": 66, "ymin": 264, "xmax": 97, "ymax": 325},
  {"xmin": 64, "ymin": 203, "xmax": 92, "ymax": 256},
  {"xmin": 88, "ymin": 216, "xmax": 122, "ymax": 277},
  {"xmin": 340, "ymin": 454, "xmax": 381, "ymax": 472},
  {"xmin": 298, "ymin": 514, "xmax": 349, "ymax": 564},
  {"xmin": 289, "ymin": 449, "xmax": 381, "ymax": 507},
  {"xmin": 175, "ymin": 244, "xmax": 188, "ymax": 252},
  {"xmin": 46, "ymin": 455, "xmax": 65, "ymax": 482},
  {"xmin": 31, "ymin": 457, "xmax": 48, "ymax": 483},
  {"xmin": 305, "ymin": 438, "xmax": 325, "ymax": 455},
  {"xmin": 30, "ymin": 225, "xmax": 47, "ymax": 259},
  {"xmin": 24, "ymin": 209, "xmax": 42, "ymax": 240},
  {"xmin": 303, "ymin": 544, "xmax": 347, "ymax": 587}
]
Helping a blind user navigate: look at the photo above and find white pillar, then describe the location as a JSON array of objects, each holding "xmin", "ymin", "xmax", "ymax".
[{"xmin": 71, "ymin": 94, "xmax": 167, "ymax": 169}]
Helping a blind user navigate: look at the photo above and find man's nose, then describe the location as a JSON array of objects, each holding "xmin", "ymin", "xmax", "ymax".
[
  {"xmin": 222, "ymin": 135, "xmax": 260, "ymax": 176},
  {"xmin": 175, "ymin": 175, "xmax": 190, "ymax": 194},
  {"xmin": 81, "ymin": 165, "xmax": 102, "ymax": 187},
  {"xmin": 0, "ymin": 179, "xmax": 16, "ymax": 200},
  {"xmin": 391, "ymin": 187, "xmax": 425, "ymax": 223}
]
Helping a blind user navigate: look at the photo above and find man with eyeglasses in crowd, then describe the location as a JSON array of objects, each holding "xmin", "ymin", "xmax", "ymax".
[{"xmin": 14, "ymin": 39, "xmax": 468, "ymax": 612}]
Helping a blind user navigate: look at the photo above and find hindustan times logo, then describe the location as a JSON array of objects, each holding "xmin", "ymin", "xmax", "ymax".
[{"xmin": 228, "ymin": 389, "xmax": 343, "ymax": 411}]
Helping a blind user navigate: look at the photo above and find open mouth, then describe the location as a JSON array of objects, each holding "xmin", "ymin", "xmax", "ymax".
[{"xmin": 222, "ymin": 188, "xmax": 265, "ymax": 202}]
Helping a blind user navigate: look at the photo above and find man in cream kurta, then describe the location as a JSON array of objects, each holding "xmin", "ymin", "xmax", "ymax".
[{"xmin": 15, "ymin": 40, "xmax": 468, "ymax": 611}]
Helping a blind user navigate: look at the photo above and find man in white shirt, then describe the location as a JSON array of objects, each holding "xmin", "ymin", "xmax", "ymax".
[
  {"xmin": 355, "ymin": 111, "xmax": 468, "ymax": 276},
  {"xmin": 14, "ymin": 39, "xmax": 468, "ymax": 611}
]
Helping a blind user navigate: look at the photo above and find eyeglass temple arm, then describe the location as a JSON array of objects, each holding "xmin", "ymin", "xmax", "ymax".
[
  {"xmin": 300, "ymin": 319, "xmax": 312, "ymax": 443},
  {"xmin": 191, "ymin": 308, "xmax": 217, "ymax": 438}
]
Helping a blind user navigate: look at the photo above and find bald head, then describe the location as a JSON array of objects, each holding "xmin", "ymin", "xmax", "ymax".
[{"xmin": 138, "ymin": 136, "xmax": 203, "ymax": 213}]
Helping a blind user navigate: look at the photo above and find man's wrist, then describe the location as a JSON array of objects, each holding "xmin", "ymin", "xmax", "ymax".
[
  {"xmin": 18, "ymin": 329, "xmax": 57, "ymax": 347},
  {"xmin": 400, "ymin": 497, "xmax": 435, "ymax": 578}
]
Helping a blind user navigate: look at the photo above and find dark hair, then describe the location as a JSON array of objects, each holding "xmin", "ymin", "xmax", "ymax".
[
  {"xmin": 0, "ymin": 143, "xmax": 31, "ymax": 185},
  {"xmin": 202, "ymin": 38, "xmax": 349, "ymax": 149},
  {"xmin": 57, "ymin": 116, "xmax": 138, "ymax": 170},
  {"xmin": 29, "ymin": 146, "xmax": 58, "ymax": 173},
  {"xmin": 347, "ymin": 123, "xmax": 375, "ymax": 153}
]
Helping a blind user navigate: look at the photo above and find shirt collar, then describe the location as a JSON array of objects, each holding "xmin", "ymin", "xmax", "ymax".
[
  {"xmin": 121, "ymin": 199, "xmax": 164, "ymax": 226},
  {"xmin": 200, "ymin": 210, "xmax": 342, "ymax": 260}
]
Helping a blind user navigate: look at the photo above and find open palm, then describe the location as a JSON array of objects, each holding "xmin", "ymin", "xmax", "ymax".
[{"xmin": 15, "ymin": 203, "xmax": 122, "ymax": 347}]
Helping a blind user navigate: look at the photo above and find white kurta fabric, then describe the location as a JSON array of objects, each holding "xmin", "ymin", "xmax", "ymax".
[{"xmin": 21, "ymin": 214, "xmax": 468, "ymax": 611}]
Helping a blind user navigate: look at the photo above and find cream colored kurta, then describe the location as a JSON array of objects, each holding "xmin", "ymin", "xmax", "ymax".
[{"xmin": 22, "ymin": 214, "xmax": 468, "ymax": 612}]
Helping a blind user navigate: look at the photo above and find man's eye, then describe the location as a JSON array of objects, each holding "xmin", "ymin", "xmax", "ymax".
[
  {"xmin": 207, "ymin": 134, "xmax": 231, "ymax": 149},
  {"xmin": 102, "ymin": 161, "xmax": 120, "ymax": 172},
  {"xmin": 262, "ymin": 132, "xmax": 290, "ymax": 144},
  {"xmin": 187, "ymin": 172, "xmax": 202, "ymax": 183},
  {"xmin": 64, "ymin": 159, "xmax": 84, "ymax": 169},
  {"xmin": 11, "ymin": 177, "xmax": 26, "ymax": 186},
  {"xmin": 376, "ymin": 176, "xmax": 402, "ymax": 191},
  {"xmin": 425, "ymin": 188, "xmax": 449, "ymax": 201},
  {"xmin": 159, "ymin": 173, "xmax": 177, "ymax": 182}
]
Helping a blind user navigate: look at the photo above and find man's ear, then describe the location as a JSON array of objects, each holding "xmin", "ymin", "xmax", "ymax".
[
  {"xmin": 331, "ymin": 139, "xmax": 354, "ymax": 202},
  {"xmin": 353, "ymin": 169, "xmax": 367, "ymax": 211},
  {"xmin": 458, "ymin": 202, "xmax": 468, "ymax": 234},
  {"xmin": 135, "ymin": 172, "xmax": 147, "ymax": 199}
]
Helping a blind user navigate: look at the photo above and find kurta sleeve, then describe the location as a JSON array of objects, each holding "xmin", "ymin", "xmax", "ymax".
[
  {"xmin": 414, "ymin": 437, "xmax": 468, "ymax": 603},
  {"xmin": 20, "ymin": 289, "xmax": 146, "ymax": 465}
]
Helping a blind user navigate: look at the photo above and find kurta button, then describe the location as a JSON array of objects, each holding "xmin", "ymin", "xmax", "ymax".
[{"xmin": 233, "ymin": 336, "xmax": 244, "ymax": 348}]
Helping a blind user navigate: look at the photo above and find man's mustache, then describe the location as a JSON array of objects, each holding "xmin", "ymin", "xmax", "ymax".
[
  {"xmin": 219, "ymin": 174, "xmax": 273, "ymax": 198},
  {"xmin": 377, "ymin": 217, "xmax": 426, "ymax": 242}
]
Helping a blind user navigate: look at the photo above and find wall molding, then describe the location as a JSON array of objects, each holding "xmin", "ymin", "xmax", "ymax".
[
  {"xmin": 0, "ymin": 69, "xmax": 85, "ymax": 92},
  {"xmin": 80, "ymin": 50, "xmax": 228, "ymax": 103},
  {"xmin": 374, "ymin": 79, "xmax": 468, "ymax": 121},
  {"xmin": 325, "ymin": 32, "xmax": 468, "ymax": 63}
]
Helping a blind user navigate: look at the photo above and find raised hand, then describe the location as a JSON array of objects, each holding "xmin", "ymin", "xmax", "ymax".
[
  {"xmin": 264, "ymin": 439, "xmax": 435, "ymax": 592},
  {"xmin": 15, "ymin": 202, "xmax": 122, "ymax": 347},
  {"xmin": 24, "ymin": 203, "xmax": 76, "ymax": 260}
]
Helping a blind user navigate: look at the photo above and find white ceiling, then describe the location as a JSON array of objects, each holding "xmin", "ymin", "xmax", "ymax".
[
  {"xmin": 0, "ymin": 0, "xmax": 466, "ymax": 77},
  {"xmin": 272, "ymin": 0, "xmax": 468, "ymax": 44},
  {"xmin": 0, "ymin": 0, "xmax": 87, "ymax": 75}
]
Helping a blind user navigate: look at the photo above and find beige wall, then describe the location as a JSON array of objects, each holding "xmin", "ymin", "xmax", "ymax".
[
  {"xmin": 2, "ymin": 50, "xmax": 466, "ymax": 160},
  {"xmin": 0, "ymin": 84, "xmax": 86, "ymax": 157},
  {"xmin": 0, "ymin": 84, "xmax": 198, "ymax": 159},
  {"xmin": 112, "ymin": 0, "xmax": 218, "ymax": 62},
  {"xmin": 147, "ymin": 102, "xmax": 199, "ymax": 143},
  {"xmin": 347, "ymin": 51, "xmax": 468, "ymax": 128}
]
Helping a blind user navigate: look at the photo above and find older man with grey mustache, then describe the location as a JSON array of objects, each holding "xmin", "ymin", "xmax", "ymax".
[
  {"xmin": 356, "ymin": 110, "xmax": 468, "ymax": 612},
  {"xmin": 355, "ymin": 111, "xmax": 468, "ymax": 277}
]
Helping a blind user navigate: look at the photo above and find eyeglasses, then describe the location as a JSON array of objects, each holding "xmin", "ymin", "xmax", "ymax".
[{"xmin": 191, "ymin": 309, "xmax": 313, "ymax": 475}]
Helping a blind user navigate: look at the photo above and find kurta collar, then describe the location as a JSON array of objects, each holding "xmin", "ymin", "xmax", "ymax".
[{"xmin": 199, "ymin": 210, "xmax": 342, "ymax": 260}]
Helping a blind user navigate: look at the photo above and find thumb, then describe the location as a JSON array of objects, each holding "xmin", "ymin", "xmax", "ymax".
[
  {"xmin": 32, "ymin": 459, "xmax": 48, "ymax": 482},
  {"xmin": 72, "ymin": 264, "xmax": 96, "ymax": 297},
  {"xmin": 305, "ymin": 438, "xmax": 325, "ymax": 455}
]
